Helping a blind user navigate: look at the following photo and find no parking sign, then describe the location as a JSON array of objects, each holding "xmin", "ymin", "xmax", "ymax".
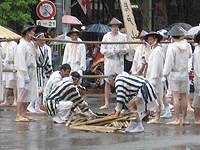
[{"xmin": 36, "ymin": 1, "xmax": 56, "ymax": 20}]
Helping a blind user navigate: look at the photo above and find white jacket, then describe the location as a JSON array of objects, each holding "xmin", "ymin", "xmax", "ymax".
[
  {"xmin": 163, "ymin": 40, "xmax": 192, "ymax": 80},
  {"xmin": 100, "ymin": 32, "xmax": 129, "ymax": 75}
]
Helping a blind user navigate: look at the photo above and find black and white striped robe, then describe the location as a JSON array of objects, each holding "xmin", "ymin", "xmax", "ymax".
[
  {"xmin": 115, "ymin": 74, "xmax": 157, "ymax": 112},
  {"xmin": 36, "ymin": 45, "xmax": 53, "ymax": 89},
  {"xmin": 45, "ymin": 80, "xmax": 89, "ymax": 116}
]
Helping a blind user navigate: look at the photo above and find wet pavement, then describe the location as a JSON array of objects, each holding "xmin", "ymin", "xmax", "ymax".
[{"xmin": 0, "ymin": 93, "xmax": 200, "ymax": 150}]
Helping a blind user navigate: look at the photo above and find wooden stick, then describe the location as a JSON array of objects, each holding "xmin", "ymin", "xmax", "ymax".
[
  {"xmin": 71, "ymin": 115, "xmax": 117, "ymax": 126},
  {"xmin": 70, "ymin": 125, "xmax": 120, "ymax": 133}
]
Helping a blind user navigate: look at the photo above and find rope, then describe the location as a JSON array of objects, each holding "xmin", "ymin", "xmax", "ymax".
[{"xmin": 0, "ymin": 37, "xmax": 195, "ymax": 44}]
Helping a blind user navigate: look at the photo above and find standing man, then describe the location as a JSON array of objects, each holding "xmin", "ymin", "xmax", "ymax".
[
  {"xmin": 100, "ymin": 17, "xmax": 129, "ymax": 109},
  {"xmin": 143, "ymin": 32, "xmax": 164, "ymax": 124},
  {"xmin": 1, "ymin": 41, "xmax": 18, "ymax": 106},
  {"xmin": 162, "ymin": 25, "xmax": 192, "ymax": 125},
  {"xmin": 27, "ymin": 32, "xmax": 53, "ymax": 112},
  {"xmin": 62, "ymin": 28, "xmax": 86, "ymax": 76},
  {"xmin": 14, "ymin": 25, "xmax": 39, "ymax": 122},
  {"xmin": 192, "ymin": 31, "xmax": 200, "ymax": 124},
  {"xmin": 0, "ymin": 44, "xmax": 6, "ymax": 104}
]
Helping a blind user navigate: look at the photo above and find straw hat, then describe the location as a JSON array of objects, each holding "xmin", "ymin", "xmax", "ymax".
[
  {"xmin": 108, "ymin": 17, "xmax": 123, "ymax": 26},
  {"xmin": 67, "ymin": 28, "xmax": 80, "ymax": 36},
  {"xmin": 167, "ymin": 25, "xmax": 186, "ymax": 36},
  {"xmin": 91, "ymin": 58, "xmax": 104, "ymax": 72}
]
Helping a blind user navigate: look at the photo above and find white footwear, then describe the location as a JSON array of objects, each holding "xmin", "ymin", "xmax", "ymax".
[
  {"xmin": 53, "ymin": 116, "xmax": 66, "ymax": 124},
  {"xmin": 139, "ymin": 111, "xmax": 149, "ymax": 120},
  {"xmin": 125, "ymin": 121, "xmax": 136, "ymax": 132},
  {"xmin": 161, "ymin": 112, "xmax": 172, "ymax": 118},
  {"xmin": 169, "ymin": 104, "xmax": 174, "ymax": 109},
  {"xmin": 27, "ymin": 102, "xmax": 36, "ymax": 112},
  {"xmin": 129, "ymin": 126, "xmax": 144, "ymax": 133},
  {"xmin": 35, "ymin": 108, "xmax": 45, "ymax": 113}
]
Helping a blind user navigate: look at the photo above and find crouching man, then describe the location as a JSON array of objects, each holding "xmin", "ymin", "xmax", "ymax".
[
  {"xmin": 109, "ymin": 72, "xmax": 158, "ymax": 133},
  {"xmin": 45, "ymin": 72, "xmax": 97, "ymax": 124}
]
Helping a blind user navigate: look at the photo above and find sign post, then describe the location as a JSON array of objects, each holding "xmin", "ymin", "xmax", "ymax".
[
  {"xmin": 36, "ymin": 1, "xmax": 56, "ymax": 20},
  {"xmin": 120, "ymin": 0, "xmax": 138, "ymax": 45},
  {"xmin": 36, "ymin": 1, "xmax": 56, "ymax": 28}
]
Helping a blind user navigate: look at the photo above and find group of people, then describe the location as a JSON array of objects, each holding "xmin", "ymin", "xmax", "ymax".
[{"xmin": 0, "ymin": 17, "xmax": 200, "ymax": 133}]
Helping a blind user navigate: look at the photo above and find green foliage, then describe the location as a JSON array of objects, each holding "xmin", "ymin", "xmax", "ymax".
[{"xmin": 0, "ymin": 0, "xmax": 37, "ymax": 29}]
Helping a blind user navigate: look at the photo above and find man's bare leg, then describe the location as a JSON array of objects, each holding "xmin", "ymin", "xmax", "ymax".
[
  {"xmin": 147, "ymin": 93, "xmax": 161, "ymax": 124},
  {"xmin": 12, "ymin": 86, "xmax": 17, "ymax": 106},
  {"xmin": 166, "ymin": 92, "xmax": 180, "ymax": 125},
  {"xmin": 15, "ymin": 89, "xmax": 29, "ymax": 122},
  {"xmin": 100, "ymin": 81, "xmax": 110, "ymax": 109},
  {"xmin": 0, "ymin": 88, "xmax": 9, "ymax": 106},
  {"xmin": 186, "ymin": 93, "xmax": 194, "ymax": 112},
  {"xmin": 180, "ymin": 93, "xmax": 189, "ymax": 125},
  {"xmin": 194, "ymin": 96, "xmax": 200, "ymax": 124}
]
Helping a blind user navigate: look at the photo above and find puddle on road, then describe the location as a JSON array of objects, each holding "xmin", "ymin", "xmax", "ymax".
[
  {"xmin": 149, "ymin": 144, "xmax": 200, "ymax": 150},
  {"xmin": 70, "ymin": 134, "xmax": 145, "ymax": 146}
]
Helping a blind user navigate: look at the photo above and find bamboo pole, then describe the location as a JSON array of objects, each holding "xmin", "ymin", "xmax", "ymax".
[{"xmin": 69, "ymin": 125, "xmax": 121, "ymax": 133}]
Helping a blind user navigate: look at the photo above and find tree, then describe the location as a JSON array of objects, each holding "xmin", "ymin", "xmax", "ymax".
[{"xmin": 0, "ymin": 0, "xmax": 37, "ymax": 33}]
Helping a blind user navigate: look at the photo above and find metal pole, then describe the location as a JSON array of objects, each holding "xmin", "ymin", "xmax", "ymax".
[{"xmin": 55, "ymin": 0, "xmax": 63, "ymax": 35}]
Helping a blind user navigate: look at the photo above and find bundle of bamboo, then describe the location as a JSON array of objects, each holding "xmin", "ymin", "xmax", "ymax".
[{"xmin": 67, "ymin": 111, "xmax": 137, "ymax": 133}]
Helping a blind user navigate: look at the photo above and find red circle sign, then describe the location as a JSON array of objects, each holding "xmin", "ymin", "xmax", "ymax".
[{"xmin": 36, "ymin": 1, "xmax": 56, "ymax": 20}]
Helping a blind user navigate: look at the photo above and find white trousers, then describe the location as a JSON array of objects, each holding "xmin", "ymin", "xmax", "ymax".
[{"xmin": 53, "ymin": 101, "xmax": 73, "ymax": 123}]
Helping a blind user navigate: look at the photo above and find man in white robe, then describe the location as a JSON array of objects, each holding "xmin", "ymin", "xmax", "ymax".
[
  {"xmin": 100, "ymin": 18, "xmax": 129, "ymax": 109},
  {"xmin": 14, "ymin": 25, "xmax": 39, "ymax": 122},
  {"xmin": 131, "ymin": 30, "xmax": 149, "ymax": 75},
  {"xmin": 192, "ymin": 31, "xmax": 200, "ymax": 124},
  {"xmin": 0, "ymin": 44, "xmax": 6, "ymax": 102},
  {"xmin": 162, "ymin": 25, "xmax": 192, "ymax": 125},
  {"xmin": 62, "ymin": 28, "xmax": 86, "ymax": 76},
  {"xmin": 1, "ymin": 41, "xmax": 18, "ymax": 106},
  {"xmin": 143, "ymin": 32, "xmax": 165, "ymax": 124},
  {"xmin": 27, "ymin": 32, "xmax": 53, "ymax": 112}
]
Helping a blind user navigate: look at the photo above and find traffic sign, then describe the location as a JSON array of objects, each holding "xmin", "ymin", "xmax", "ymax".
[
  {"xmin": 36, "ymin": 1, "xmax": 56, "ymax": 20},
  {"xmin": 36, "ymin": 20, "xmax": 56, "ymax": 28}
]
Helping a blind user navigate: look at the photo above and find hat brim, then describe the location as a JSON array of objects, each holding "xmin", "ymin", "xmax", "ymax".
[
  {"xmin": 67, "ymin": 31, "xmax": 79, "ymax": 36},
  {"xmin": 143, "ymin": 33, "xmax": 163, "ymax": 43},
  {"xmin": 21, "ymin": 25, "xmax": 37, "ymax": 35}
]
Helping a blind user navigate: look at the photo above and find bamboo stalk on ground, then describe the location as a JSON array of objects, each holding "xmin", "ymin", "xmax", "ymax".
[{"xmin": 70, "ymin": 125, "xmax": 121, "ymax": 133}]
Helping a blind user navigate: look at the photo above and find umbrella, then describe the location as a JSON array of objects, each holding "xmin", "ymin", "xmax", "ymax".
[
  {"xmin": 49, "ymin": 34, "xmax": 82, "ymax": 45},
  {"xmin": 168, "ymin": 22, "xmax": 192, "ymax": 31},
  {"xmin": 84, "ymin": 24, "xmax": 111, "ymax": 34},
  {"xmin": 0, "ymin": 25, "xmax": 21, "ymax": 39},
  {"xmin": 62, "ymin": 15, "xmax": 82, "ymax": 25},
  {"xmin": 185, "ymin": 25, "xmax": 200, "ymax": 36}
]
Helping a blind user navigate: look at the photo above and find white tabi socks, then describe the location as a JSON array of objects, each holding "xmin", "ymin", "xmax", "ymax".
[
  {"xmin": 125, "ymin": 121, "xmax": 136, "ymax": 132},
  {"xmin": 128, "ymin": 122, "xmax": 144, "ymax": 133},
  {"xmin": 27, "ymin": 101, "xmax": 36, "ymax": 112},
  {"xmin": 161, "ymin": 107, "xmax": 172, "ymax": 118},
  {"xmin": 35, "ymin": 98, "xmax": 45, "ymax": 113}
]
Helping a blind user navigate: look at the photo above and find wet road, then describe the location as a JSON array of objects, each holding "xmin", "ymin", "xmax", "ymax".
[{"xmin": 0, "ymin": 94, "xmax": 200, "ymax": 150}]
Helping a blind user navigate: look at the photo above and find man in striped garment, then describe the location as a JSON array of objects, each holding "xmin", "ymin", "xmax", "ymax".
[
  {"xmin": 109, "ymin": 72, "xmax": 158, "ymax": 133},
  {"xmin": 45, "ymin": 72, "xmax": 97, "ymax": 124},
  {"xmin": 27, "ymin": 32, "xmax": 53, "ymax": 112}
]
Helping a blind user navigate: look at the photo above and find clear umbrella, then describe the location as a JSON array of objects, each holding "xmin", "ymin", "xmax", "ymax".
[
  {"xmin": 168, "ymin": 22, "xmax": 192, "ymax": 31},
  {"xmin": 49, "ymin": 34, "xmax": 82, "ymax": 45},
  {"xmin": 185, "ymin": 25, "xmax": 200, "ymax": 36}
]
